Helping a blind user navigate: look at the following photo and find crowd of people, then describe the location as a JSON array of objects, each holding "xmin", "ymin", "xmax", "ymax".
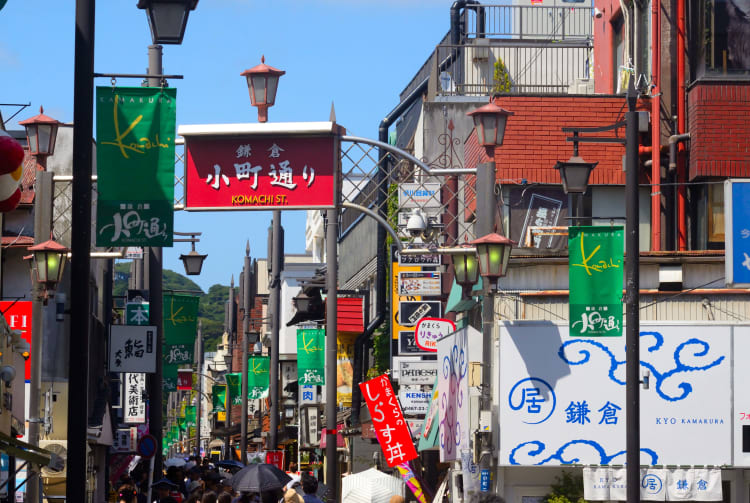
[{"xmin": 113, "ymin": 456, "xmax": 326, "ymax": 503}]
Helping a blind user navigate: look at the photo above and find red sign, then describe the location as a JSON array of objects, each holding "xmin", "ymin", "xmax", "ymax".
[
  {"xmin": 266, "ymin": 450, "xmax": 284, "ymax": 471},
  {"xmin": 1, "ymin": 301, "xmax": 32, "ymax": 381},
  {"xmin": 176, "ymin": 369, "xmax": 193, "ymax": 390},
  {"xmin": 359, "ymin": 374, "xmax": 417, "ymax": 467},
  {"xmin": 184, "ymin": 135, "xmax": 336, "ymax": 210}
]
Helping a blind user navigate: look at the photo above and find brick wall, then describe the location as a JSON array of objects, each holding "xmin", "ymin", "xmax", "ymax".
[
  {"xmin": 466, "ymin": 95, "xmax": 641, "ymax": 185},
  {"xmin": 688, "ymin": 82, "xmax": 750, "ymax": 179}
]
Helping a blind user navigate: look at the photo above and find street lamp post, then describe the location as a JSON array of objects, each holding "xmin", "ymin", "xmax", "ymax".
[
  {"xmin": 240, "ymin": 242, "xmax": 251, "ymax": 464},
  {"xmin": 554, "ymin": 136, "xmax": 598, "ymax": 223},
  {"xmin": 240, "ymin": 57, "xmax": 285, "ymax": 124},
  {"xmin": 175, "ymin": 231, "xmax": 207, "ymax": 275}
]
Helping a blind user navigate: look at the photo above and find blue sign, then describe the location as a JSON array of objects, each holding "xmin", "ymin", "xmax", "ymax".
[
  {"xmin": 480, "ymin": 469, "xmax": 490, "ymax": 492},
  {"xmin": 726, "ymin": 180, "xmax": 750, "ymax": 286}
]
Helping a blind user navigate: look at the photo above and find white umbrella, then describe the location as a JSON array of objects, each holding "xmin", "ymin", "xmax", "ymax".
[
  {"xmin": 164, "ymin": 457, "xmax": 187, "ymax": 468},
  {"xmin": 341, "ymin": 468, "xmax": 405, "ymax": 503}
]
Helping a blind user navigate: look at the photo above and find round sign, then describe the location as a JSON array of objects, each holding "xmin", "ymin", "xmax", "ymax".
[
  {"xmin": 414, "ymin": 317, "xmax": 456, "ymax": 352},
  {"xmin": 137, "ymin": 434, "xmax": 157, "ymax": 459}
]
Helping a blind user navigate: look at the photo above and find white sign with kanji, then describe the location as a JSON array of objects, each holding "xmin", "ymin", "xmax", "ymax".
[
  {"xmin": 123, "ymin": 373, "xmax": 146, "ymax": 424},
  {"xmin": 108, "ymin": 325, "xmax": 157, "ymax": 373}
]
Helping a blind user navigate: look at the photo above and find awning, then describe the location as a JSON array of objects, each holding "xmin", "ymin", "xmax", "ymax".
[
  {"xmin": 445, "ymin": 277, "xmax": 483, "ymax": 313},
  {"xmin": 0, "ymin": 432, "xmax": 53, "ymax": 466}
]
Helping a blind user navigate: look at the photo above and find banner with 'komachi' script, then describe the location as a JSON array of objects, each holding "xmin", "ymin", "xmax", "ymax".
[
  {"xmin": 162, "ymin": 294, "xmax": 199, "ymax": 390},
  {"xmin": 297, "ymin": 328, "xmax": 324, "ymax": 385},
  {"xmin": 95, "ymin": 86, "xmax": 175, "ymax": 247},
  {"xmin": 568, "ymin": 226, "xmax": 624, "ymax": 336}
]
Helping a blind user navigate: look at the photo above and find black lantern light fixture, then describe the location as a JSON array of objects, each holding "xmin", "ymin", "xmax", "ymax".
[
  {"xmin": 26, "ymin": 237, "xmax": 70, "ymax": 304},
  {"xmin": 137, "ymin": 0, "xmax": 199, "ymax": 44},
  {"xmin": 555, "ymin": 155, "xmax": 598, "ymax": 194},
  {"xmin": 470, "ymin": 232, "xmax": 515, "ymax": 285},
  {"xmin": 19, "ymin": 106, "xmax": 60, "ymax": 160},
  {"xmin": 467, "ymin": 99, "xmax": 514, "ymax": 151},
  {"xmin": 241, "ymin": 56, "xmax": 285, "ymax": 123},
  {"xmin": 175, "ymin": 232, "xmax": 207, "ymax": 276}
]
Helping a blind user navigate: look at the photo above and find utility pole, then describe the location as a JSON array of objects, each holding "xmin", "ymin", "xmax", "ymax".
[
  {"xmin": 27, "ymin": 170, "xmax": 52, "ymax": 503},
  {"xmin": 269, "ymin": 211, "xmax": 282, "ymax": 452},
  {"xmin": 240, "ymin": 242, "xmax": 251, "ymax": 464},
  {"xmin": 324, "ymin": 208, "xmax": 338, "ymax": 502},
  {"xmin": 196, "ymin": 320, "xmax": 203, "ymax": 457},
  {"xmin": 225, "ymin": 276, "xmax": 235, "ymax": 458},
  {"xmin": 146, "ymin": 43, "xmax": 165, "ymax": 478}
]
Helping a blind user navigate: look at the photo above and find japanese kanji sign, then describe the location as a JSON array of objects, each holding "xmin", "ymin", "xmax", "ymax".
[
  {"xmin": 568, "ymin": 226, "xmax": 624, "ymax": 336},
  {"xmin": 95, "ymin": 86, "xmax": 176, "ymax": 247},
  {"xmin": 297, "ymin": 328, "xmax": 324, "ymax": 385},
  {"xmin": 125, "ymin": 302, "xmax": 150, "ymax": 326},
  {"xmin": 0, "ymin": 301, "xmax": 31, "ymax": 381},
  {"xmin": 182, "ymin": 131, "xmax": 337, "ymax": 210},
  {"xmin": 725, "ymin": 180, "xmax": 750, "ymax": 287},
  {"xmin": 108, "ymin": 325, "xmax": 157, "ymax": 373},
  {"xmin": 359, "ymin": 374, "xmax": 418, "ymax": 467},
  {"xmin": 123, "ymin": 373, "xmax": 146, "ymax": 424},
  {"xmin": 177, "ymin": 369, "xmax": 193, "ymax": 391}
]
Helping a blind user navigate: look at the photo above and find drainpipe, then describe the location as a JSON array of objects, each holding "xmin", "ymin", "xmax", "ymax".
[
  {"xmin": 651, "ymin": 0, "xmax": 661, "ymax": 251},
  {"xmin": 676, "ymin": 0, "xmax": 687, "ymax": 250},
  {"xmin": 451, "ymin": 0, "xmax": 481, "ymax": 45},
  {"xmin": 669, "ymin": 132, "xmax": 691, "ymax": 249}
]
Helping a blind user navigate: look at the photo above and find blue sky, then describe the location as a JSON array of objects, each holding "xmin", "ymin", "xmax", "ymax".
[{"xmin": 0, "ymin": 0, "xmax": 452, "ymax": 292}]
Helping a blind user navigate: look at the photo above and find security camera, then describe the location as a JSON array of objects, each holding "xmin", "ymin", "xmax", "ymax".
[
  {"xmin": 406, "ymin": 209, "xmax": 428, "ymax": 238},
  {"xmin": 593, "ymin": 7, "xmax": 603, "ymax": 18},
  {"xmin": 0, "ymin": 366, "xmax": 16, "ymax": 387}
]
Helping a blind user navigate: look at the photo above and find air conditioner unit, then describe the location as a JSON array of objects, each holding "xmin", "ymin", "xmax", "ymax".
[{"xmin": 39, "ymin": 440, "xmax": 67, "ymax": 498}]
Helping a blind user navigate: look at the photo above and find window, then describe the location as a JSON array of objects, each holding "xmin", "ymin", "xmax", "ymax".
[
  {"xmin": 708, "ymin": 182, "xmax": 725, "ymax": 245},
  {"xmin": 612, "ymin": 14, "xmax": 625, "ymax": 94},
  {"xmin": 699, "ymin": 0, "xmax": 750, "ymax": 75}
]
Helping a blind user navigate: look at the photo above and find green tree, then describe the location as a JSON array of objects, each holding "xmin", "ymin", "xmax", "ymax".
[
  {"xmin": 544, "ymin": 471, "xmax": 588, "ymax": 503},
  {"xmin": 493, "ymin": 57, "xmax": 512, "ymax": 93}
]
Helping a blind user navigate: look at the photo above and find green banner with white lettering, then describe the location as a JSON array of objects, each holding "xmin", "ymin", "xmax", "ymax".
[
  {"xmin": 248, "ymin": 356, "xmax": 270, "ymax": 399},
  {"xmin": 568, "ymin": 226, "xmax": 624, "ymax": 336},
  {"xmin": 95, "ymin": 86, "xmax": 175, "ymax": 247},
  {"xmin": 185, "ymin": 405, "xmax": 196, "ymax": 427},
  {"xmin": 163, "ymin": 294, "xmax": 199, "ymax": 367},
  {"xmin": 226, "ymin": 373, "xmax": 242, "ymax": 405},
  {"xmin": 212, "ymin": 384, "xmax": 226, "ymax": 412},
  {"xmin": 297, "ymin": 328, "xmax": 325, "ymax": 385}
]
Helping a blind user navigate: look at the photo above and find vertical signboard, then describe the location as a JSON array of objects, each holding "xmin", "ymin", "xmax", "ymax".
[
  {"xmin": 725, "ymin": 180, "xmax": 750, "ymax": 287},
  {"xmin": 392, "ymin": 247, "xmax": 422, "ymax": 339},
  {"xmin": 0, "ymin": 301, "xmax": 31, "ymax": 381},
  {"xmin": 123, "ymin": 373, "xmax": 146, "ymax": 424},
  {"xmin": 568, "ymin": 226, "xmax": 624, "ymax": 336},
  {"xmin": 297, "ymin": 328, "xmax": 325, "ymax": 385},
  {"xmin": 95, "ymin": 86, "xmax": 176, "ymax": 246},
  {"xmin": 360, "ymin": 374, "xmax": 418, "ymax": 467}
]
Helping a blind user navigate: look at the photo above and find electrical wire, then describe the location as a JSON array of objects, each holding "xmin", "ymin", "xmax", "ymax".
[{"xmin": 638, "ymin": 276, "xmax": 728, "ymax": 311}]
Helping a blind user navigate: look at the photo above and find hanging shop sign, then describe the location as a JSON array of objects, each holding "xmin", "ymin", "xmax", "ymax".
[
  {"xmin": 180, "ymin": 124, "xmax": 339, "ymax": 211},
  {"xmin": 398, "ymin": 301, "xmax": 442, "ymax": 327},
  {"xmin": 162, "ymin": 294, "xmax": 199, "ymax": 392},
  {"xmin": 397, "ymin": 251, "xmax": 441, "ymax": 267},
  {"xmin": 95, "ymin": 86, "xmax": 176, "ymax": 247},
  {"xmin": 415, "ymin": 317, "xmax": 455, "ymax": 352},
  {"xmin": 399, "ymin": 360, "xmax": 438, "ymax": 385},
  {"xmin": 360, "ymin": 374, "xmax": 418, "ymax": 467},
  {"xmin": 297, "ymin": 328, "xmax": 324, "ymax": 385},
  {"xmin": 177, "ymin": 369, "xmax": 193, "ymax": 391},
  {"xmin": 398, "ymin": 389, "xmax": 432, "ymax": 415},
  {"xmin": 248, "ymin": 356, "xmax": 270, "ymax": 399},
  {"xmin": 398, "ymin": 182, "xmax": 441, "ymax": 208},
  {"xmin": 582, "ymin": 467, "xmax": 722, "ymax": 502},
  {"xmin": 125, "ymin": 302, "xmax": 150, "ymax": 326},
  {"xmin": 108, "ymin": 325, "xmax": 156, "ymax": 373},
  {"xmin": 568, "ymin": 226, "xmax": 624, "ymax": 336},
  {"xmin": 123, "ymin": 373, "xmax": 146, "ymax": 424},
  {"xmin": 398, "ymin": 271, "xmax": 441, "ymax": 296},
  {"xmin": 391, "ymin": 250, "xmax": 422, "ymax": 339},
  {"xmin": 211, "ymin": 384, "xmax": 226, "ymax": 413},
  {"xmin": 725, "ymin": 179, "xmax": 750, "ymax": 287},
  {"xmin": 398, "ymin": 331, "xmax": 428, "ymax": 355}
]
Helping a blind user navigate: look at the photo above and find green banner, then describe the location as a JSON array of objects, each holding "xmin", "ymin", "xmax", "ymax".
[
  {"xmin": 176, "ymin": 417, "xmax": 186, "ymax": 431},
  {"xmin": 212, "ymin": 384, "xmax": 226, "ymax": 412},
  {"xmin": 163, "ymin": 363, "xmax": 179, "ymax": 393},
  {"xmin": 185, "ymin": 405, "xmax": 196, "ymax": 427},
  {"xmin": 95, "ymin": 86, "xmax": 176, "ymax": 247},
  {"xmin": 248, "ymin": 356, "xmax": 270, "ymax": 399},
  {"xmin": 163, "ymin": 294, "xmax": 199, "ymax": 368},
  {"xmin": 568, "ymin": 226, "xmax": 624, "ymax": 336},
  {"xmin": 170, "ymin": 426, "xmax": 178, "ymax": 443},
  {"xmin": 226, "ymin": 373, "xmax": 242, "ymax": 405},
  {"xmin": 297, "ymin": 328, "xmax": 325, "ymax": 385}
]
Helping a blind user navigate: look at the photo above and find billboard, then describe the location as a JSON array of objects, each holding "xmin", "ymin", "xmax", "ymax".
[
  {"xmin": 725, "ymin": 179, "xmax": 750, "ymax": 287},
  {"xmin": 498, "ymin": 321, "xmax": 746, "ymax": 466}
]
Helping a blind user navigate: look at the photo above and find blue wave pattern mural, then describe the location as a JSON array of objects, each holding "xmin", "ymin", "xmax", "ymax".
[
  {"xmin": 509, "ymin": 439, "xmax": 659, "ymax": 466},
  {"xmin": 557, "ymin": 331, "xmax": 725, "ymax": 401},
  {"xmin": 439, "ymin": 341, "xmax": 468, "ymax": 458},
  {"xmin": 507, "ymin": 330, "xmax": 726, "ymax": 465}
]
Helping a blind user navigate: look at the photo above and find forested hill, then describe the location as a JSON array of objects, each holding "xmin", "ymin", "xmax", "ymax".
[{"xmin": 113, "ymin": 262, "xmax": 228, "ymax": 352}]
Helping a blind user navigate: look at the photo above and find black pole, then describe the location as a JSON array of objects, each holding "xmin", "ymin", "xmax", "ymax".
[
  {"xmin": 225, "ymin": 277, "xmax": 235, "ymax": 459},
  {"xmin": 325, "ymin": 208, "xmax": 339, "ymax": 502},
  {"xmin": 240, "ymin": 244, "xmax": 251, "ymax": 464},
  {"xmin": 269, "ymin": 211, "xmax": 282, "ymax": 452},
  {"xmin": 196, "ymin": 320, "xmax": 203, "ymax": 457},
  {"xmin": 625, "ymin": 81, "xmax": 641, "ymax": 503},
  {"xmin": 68, "ymin": 1, "xmax": 94, "ymax": 501}
]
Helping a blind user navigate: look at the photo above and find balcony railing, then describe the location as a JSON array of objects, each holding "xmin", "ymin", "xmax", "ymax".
[
  {"xmin": 464, "ymin": 4, "xmax": 593, "ymax": 40},
  {"xmin": 436, "ymin": 41, "xmax": 593, "ymax": 96}
]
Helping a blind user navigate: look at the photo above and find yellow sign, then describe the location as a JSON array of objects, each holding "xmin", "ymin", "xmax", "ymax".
[
  {"xmin": 392, "ymin": 260, "xmax": 421, "ymax": 339},
  {"xmin": 336, "ymin": 332, "xmax": 356, "ymax": 406}
]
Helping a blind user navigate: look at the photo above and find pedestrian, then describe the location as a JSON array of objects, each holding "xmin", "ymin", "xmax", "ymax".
[
  {"xmin": 283, "ymin": 487, "xmax": 303, "ymax": 503},
  {"xmin": 152, "ymin": 478, "xmax": 182, "ymax": 503},
  {"xmin": 299, "ymin": 474, "xmax": 324, "ymax": 503},
  {"xmin": 201, "ymin": 491, "xmax": 219, "ymax": 503},
  {"xmin": 118, "ymin": 484, "xmax": 138, "ymax": 503},
  {"xmin": 217, "ymin": 492, "xmax": 233, "ymax": 503}
]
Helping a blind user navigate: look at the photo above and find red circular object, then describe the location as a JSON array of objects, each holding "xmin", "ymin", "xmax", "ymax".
[
  {"xmin": 0, "ymin": 135, "xmax": 24, "ymax": 176},
  {"xmin": 0, "ymin": 188, "xmax": 21, "ymax": 213}
]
